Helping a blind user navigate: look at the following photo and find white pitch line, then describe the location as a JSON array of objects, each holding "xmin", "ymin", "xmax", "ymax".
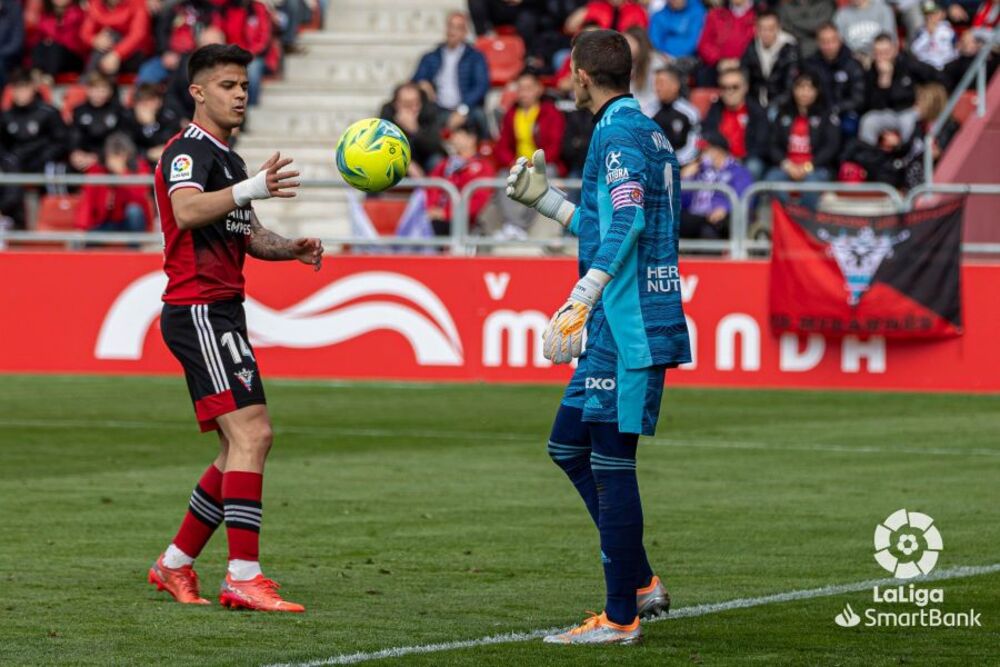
[
  {"xmin": 2, "ymin": 417, "xmax": 999, "ymax": 458},
  {"xmin": 265, "ymin": 563, "xmax": 1000, "ymax": 667}
]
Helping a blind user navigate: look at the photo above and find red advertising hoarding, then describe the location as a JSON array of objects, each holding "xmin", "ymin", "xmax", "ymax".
[{"xmin": 1, "ymin": 252, "xmax": 997, "ymax": 391}]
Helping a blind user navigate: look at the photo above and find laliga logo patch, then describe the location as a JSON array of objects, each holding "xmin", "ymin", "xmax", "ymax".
[
  {"xmin": 874, "ymin": 508, "xmax": 942, "ymax": 579},
  {"xmin": 170, "ymin": 154, "xmax": 193, "ymax": 182}
]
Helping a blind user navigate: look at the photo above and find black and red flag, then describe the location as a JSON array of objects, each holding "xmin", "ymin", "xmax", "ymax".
[{"xmin": 769, "ymin": 198, "xmax": 964, "ymax": 339}]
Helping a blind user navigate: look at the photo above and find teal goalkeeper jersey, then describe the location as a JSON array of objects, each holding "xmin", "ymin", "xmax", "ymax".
[{"xmin": 568, "ymin": 95, "xmax": 692, "ymax": 369}]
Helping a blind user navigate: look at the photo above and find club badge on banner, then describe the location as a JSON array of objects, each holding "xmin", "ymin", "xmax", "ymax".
[
  {"xmin": 769, "ymin": 199, "xmax": 965, "ymax": 339},
  {"xmin": 0, "ymin": 252, "xmax": 997, "ymax": 391}
]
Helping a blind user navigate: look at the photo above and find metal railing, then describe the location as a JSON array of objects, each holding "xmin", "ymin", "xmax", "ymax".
[
  {"xmin": 925, "ymin": 25, "xmax": 999, "ymax": 185},
  {"xmin": 458, "ymin": 177, "xmax": 743, "ymax": 256},
  {"xmin": 1, "ymin": 174, "xmax": 999, "ymax": 257}
]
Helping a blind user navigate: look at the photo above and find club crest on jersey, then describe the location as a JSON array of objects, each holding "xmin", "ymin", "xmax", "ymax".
[
  {"xmin": 605, "ymin": 151, "xmax": 629, "ymax": 184},
  {"xmin": 234, "ymin": 368, "xmax": 255, "ymax": 391},
  {"xmin": 170, "ymin": 154, "xmax": 193, "ymax": 182}
]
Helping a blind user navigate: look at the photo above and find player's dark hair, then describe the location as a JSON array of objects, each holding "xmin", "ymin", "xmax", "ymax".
[
  {"xmin": 187, "ymin": 44, "xmax": 253, "ymax": 83},
  {"xmin": 571, "ymin": 29, "xmax": 632, "ymax": 92}
]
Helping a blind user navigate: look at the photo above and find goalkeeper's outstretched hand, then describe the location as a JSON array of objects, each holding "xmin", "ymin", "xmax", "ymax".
[
  {"xmin": 543, "ymin": 270, "xmax": 610, "ymax": 364},
  {"xmin": 506, "ymin": 149, "xmax": 550, "ymax": 208},
  {"xmin": 505, "ymin": 149, "xmax": 575, "ymax": 226}
]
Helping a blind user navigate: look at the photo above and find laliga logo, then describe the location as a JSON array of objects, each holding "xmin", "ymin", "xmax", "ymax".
[
  {"xmin": 95, "ymin": 271, "xmax": 463, "ymax": 365},
  {"xmin": 873, "ymin": 509, "xmax": 942, "ymax": 579}
]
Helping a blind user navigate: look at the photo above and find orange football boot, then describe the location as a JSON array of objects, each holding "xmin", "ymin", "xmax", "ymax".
[
  {"xmin": 218, "ymin": 574, "xmax": 305, "ymax": 612},
  {"xmin": 148, "ymin": 555, "xmax": 210, "ymax": 604}
]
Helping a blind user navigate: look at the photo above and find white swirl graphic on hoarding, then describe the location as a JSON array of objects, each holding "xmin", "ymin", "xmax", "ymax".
[{"xmin": 95, "ymin": 271, "xmax": 463, "ymax": 366}]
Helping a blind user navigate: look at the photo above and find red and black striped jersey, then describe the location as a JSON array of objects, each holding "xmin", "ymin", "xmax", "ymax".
[{"xmin": 156, "ymin": 122, "xmax": 253, "ymax": 305}]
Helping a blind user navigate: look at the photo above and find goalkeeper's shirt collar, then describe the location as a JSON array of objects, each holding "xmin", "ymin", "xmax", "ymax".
[{"xmin": 592, "ymin": 94, "xmax": 636, "ymax": 125}]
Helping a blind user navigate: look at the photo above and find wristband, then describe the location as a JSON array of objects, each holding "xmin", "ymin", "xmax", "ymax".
[
  {"xmin": 232, "ymin": 170, "xmax": 270, "ymax": 207},
  {"xmin": 536, "ymin": 187, "xmax": 576, "ymax": 226}
]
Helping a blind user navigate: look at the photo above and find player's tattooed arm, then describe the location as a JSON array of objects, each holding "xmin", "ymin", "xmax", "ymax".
[{"xmin": 248, "ymin": 212, "xmax": 324, "ymax": 270}]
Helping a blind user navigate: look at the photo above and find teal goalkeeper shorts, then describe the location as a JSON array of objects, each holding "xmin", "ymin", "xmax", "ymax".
[{"xmin": 560, "ymin": 318, "xmax": 667, "ymax": 437}]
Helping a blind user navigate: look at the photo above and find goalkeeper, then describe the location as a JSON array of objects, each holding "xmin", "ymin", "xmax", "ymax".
[{"xmin": 506, "ymin": 29, "xmax": 691, "ymax": 645}]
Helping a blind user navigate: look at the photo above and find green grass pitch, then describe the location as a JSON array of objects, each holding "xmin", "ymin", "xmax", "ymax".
[{"xmin": 1, "ymin": 375, "xmax": 998, "ymax": 666}]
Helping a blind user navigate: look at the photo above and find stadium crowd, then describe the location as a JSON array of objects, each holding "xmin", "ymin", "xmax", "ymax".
[
  {"xmin": 0, "ymin": 0, "xmax": 320, "ymax": 233},
  {"xmin": 386, "ymin": 0, "xmax": 998, "ymax": 238}
]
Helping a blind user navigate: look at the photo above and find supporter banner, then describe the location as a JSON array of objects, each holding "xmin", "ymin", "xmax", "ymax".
[
  {"xmin": 1, "ymin": 252, "xmax": 998, "ymax": 391},
  {"xmin": 770, "ymin": 199, "xmax": 964, "ymax": 339}
]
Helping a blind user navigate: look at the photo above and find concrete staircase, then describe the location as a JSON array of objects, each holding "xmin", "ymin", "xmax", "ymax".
[{"xmin": 242, "ymin": 0, "xmax": 463, "ymax": 238}]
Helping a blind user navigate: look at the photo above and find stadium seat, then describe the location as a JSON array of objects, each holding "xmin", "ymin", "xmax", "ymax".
[
  {"xmin": 1, "ymin": 82, "xmax": 53, "ymax": 111},
  {"xmin": 689, "ymin": 88, "xmax": 719, "ymax": 119},
  {"xmin": 60, "ymin": 85, "xmax": 89, "ymax": 124},
  {"xmin": 952, "ymin": 90, "xmax": 978, "ymax": 124},
  {"xmin": 35, "ymin": 194, "xmax": 80, "ymax": 231},
  {"xmin": 363, "ymin": 198, "xmax": 409, "ymax": 235},
  {"xmin": 476, "ymin": 35, "xmax": 527, "ymax": 87}
]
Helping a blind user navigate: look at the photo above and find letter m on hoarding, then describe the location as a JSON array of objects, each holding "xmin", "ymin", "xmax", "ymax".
[{"xmin": 483, "ymin": 310, "xmax": 551, "ymax": 368}]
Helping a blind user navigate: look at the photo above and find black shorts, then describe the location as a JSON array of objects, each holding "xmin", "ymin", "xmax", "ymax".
[{"xmin": 161, "ymin": 299, "xmax": 267, "ymax": 432}]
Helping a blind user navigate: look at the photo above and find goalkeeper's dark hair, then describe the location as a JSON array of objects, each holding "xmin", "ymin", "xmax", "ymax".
[
  {"xmin": 187, "ymin": 44, "xmax": 253, "ymax": 83},
  {"xmin": 570, "ymin": 29, "xmax": 632, "ymax": 93}
]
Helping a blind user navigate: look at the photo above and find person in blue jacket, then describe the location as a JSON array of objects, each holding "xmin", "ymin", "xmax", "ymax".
[
  {"xmin": 505, "ymin": 29, "xmax": 691, "ymax": 646},
  {"xmin": 648, "ymin": 0, "xmax": 706, "ymax": 60}
]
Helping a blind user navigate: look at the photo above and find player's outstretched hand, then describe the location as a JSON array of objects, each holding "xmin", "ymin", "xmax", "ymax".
[
  {"xmin": 260, "ymin": 151, "xmax": 300, "ymax": 199},
  {"xmin": 542, "ymin": 271, "xmax": 610, "ymax": 364},
  {"xmin": 292, "ymin": 237, "xmax": 324, "ymax": 271},
  {"xmin": 505, "ymin": 149, "xmax": 550, "ymax": 207}
]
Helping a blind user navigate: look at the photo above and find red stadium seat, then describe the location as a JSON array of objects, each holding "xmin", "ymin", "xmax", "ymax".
[
  {"xmin": 689, "ymin": 88, "xmax": 719, "ymax": 120},
  {"xmin": 60, "ymin": 85, "xmax": 89, "ymax": 124},
  {"xmin": 952, "ymin": 90, "xmax": 978, "ymax": 124},
  {"xmin": 475, "ymin": 35, "xmax": 527, "ymax": 87},
  {"xmin": 363, "ymin": 198, "xmax": 409, "ymax": 235},
  {"xmin": 36, "ymin": 195, "xmax": 79, "ymax": 231}
]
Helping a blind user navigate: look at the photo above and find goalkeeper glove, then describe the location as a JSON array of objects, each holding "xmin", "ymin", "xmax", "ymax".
[
  {"xmin": 543, "ymin": 269, "xmax": 611, "ymax": 364},
  {"xmin": 505, "ymin": 149, "xmax": 575, "ymax": 226}
]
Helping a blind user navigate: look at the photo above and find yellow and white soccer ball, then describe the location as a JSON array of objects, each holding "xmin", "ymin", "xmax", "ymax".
[{"xmin": 335, "ymin": 118, "xmax": 411, "ymax": 193}]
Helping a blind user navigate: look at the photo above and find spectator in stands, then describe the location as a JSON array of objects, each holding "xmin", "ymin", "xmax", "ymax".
[
  {"xmin": 0, "ymin": 0, "xmax": 24, "ymax": 90},
  {"xmin": 164, "ymin": 26, "xmax": 226, "ymax": 123},
  {"xmin": 565, "ymin": 0, "xmax": 649, "ymax": 33},
  {"xmin": 0, "ymin": 150, "xmax": 25, "ymax": 230},
  {"xmin": 696, "ymin": 0, "xmax": 756, "ymax": 86},
  {"xmin": 701, "ymin": 67, "xmax": 769, "ymax": 178},
  {"xmin": 125, "ymin": 83, "xmax": 181, "ymax": 166},
  {"xmin": 0, "ymin": 69, "xmax": 67, "ymax": 174},
  {"xmin": 137, "ymin": 0, "xmax": 216, "ymax": 86},
  {"xmin": 495, "ymin": 69, "xmax": 566, "ymax": 171},
  {"xmin": 412, "ymin": 12, "xmax": 490, "ymax": 133},
  {"xmin": 947, "ymin": 0, "xmax": 984, "ymax": 31},
  {"xmin": 944, "ymin": 28, "xmax": 998, "ymax": 90},
  {"xmin": 221, "ymin": 0, "xmax": 273, "ymax": 106},
  {"xmin": 680, "ymin": 131, "xmax": 752, "ymax": 239},
  {"xmin": 75, "ymin": 132, "xmax": 151, "ymax": 233},
  {"xmin": 911, "ymin": 1, "xmax": 959, "ymax": 71},
  {"xmin": 81, "ymin": 0, "xmax": 153, "ymax": 76},
  {"xmin": 652, "ymin": 65, "xmax": 700, "ymax": 165},
  {"xmin": 763, "ymin": 71, "xmax": 840, "ymax": 209},
  {"xmin": 805, "ymin": 22, "xmax": 865, "ymax": 135},
  {"xmin": 865, "ymin": 33, "xmax": 920, "ymax": 111},
  {"xmin": 741, "ymin": 9, "xmax": 801, "ymax": 108},
  {"xmin": 648, "ymin": 0, "xmax": 706, "ymax": 67},
  {"xmin": 427, "ymin": 120, "xmax": 496, "ymax": 236},
  {"xmin": 833, "ymin": 0, "xmax": 896, "ymax": 59},
  {"xmin": 532, "ymin": 1, "xmax": 588, "ymax": 73},
  {"xmin": 69, "ymin": 71, "xmax": 126, "ymax": 174},
  {"xmin": 275, "ymin": 0, "xmax": 315, "ymax": 55},
  {"xmin": 777, "ymin": 0, "xmax": 835, "ymax": 58},
  {"xmin": 852, "ymin": 83, "xmax": 955, "ymax": 188},
  {"xmin": 468, "ymin": 0, "xmax": 542, "ymax": 65},
  {"xmin": 625, "ymin": 26, "xmax": 669, "ymax": 116},
  {"xmin": 26, "ymin": 0, "xmax": 87, "ymax": 81},
  {"xmin": 380, "ymin": 82, "xmax": 445, "ymax": 176}
]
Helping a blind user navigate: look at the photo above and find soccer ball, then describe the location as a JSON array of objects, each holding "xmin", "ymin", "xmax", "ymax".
[{"xmin": 335, "ymin": 118, "xmax": 411, "ymax": 193}]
